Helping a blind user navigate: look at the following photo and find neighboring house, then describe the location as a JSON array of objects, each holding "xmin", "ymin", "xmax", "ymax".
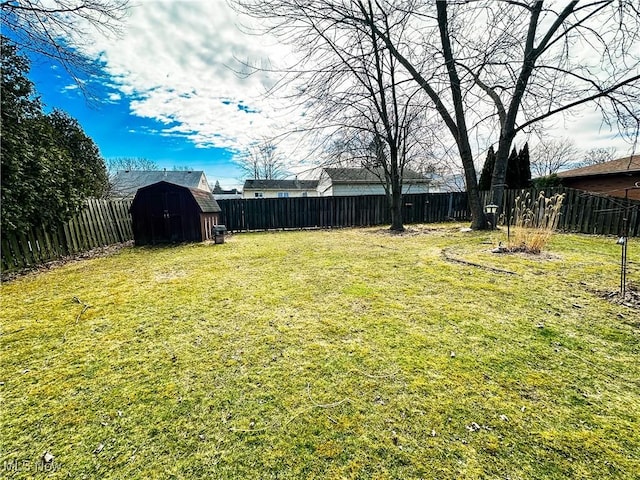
[
  {"xmin": 130, "ymin": 181, "xmax": 221, "ymax": 245},
  {"xmin": 556, "ymin": 155, "xmax": 640, "ymax": 200},
  {"xmin": 110, "ymin": 170, "xmax": 211, "ymax": 199},
  {"xmin": 317, "ymin": 167, "xmax": 432, "ymax": 196},
  {"xmin": 428, "ymin": 173, "xmax": 466, "ymax": 193},
  {"xmin": 243, "ymin": 179, "xmax": 319, "ymax": 199},
  {"xmin": 213, "ymin": 188, "xmax": 243, "ymax": 200}
]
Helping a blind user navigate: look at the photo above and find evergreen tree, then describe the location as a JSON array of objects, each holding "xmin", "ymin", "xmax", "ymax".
[
  {"xmin": 505, "ymin": 146, "xmax": 521, "ymax": 189},
  {"xmin": 533, "ymin": 173, "xmax": 562, "ymax": 188},
  {"xmin": 1, "ymin": 36, "xmax": 43, "ymax": 232},
  {"xmin": 1, "ymin": 36, "xmax": 107, "ymax": 233},
  {"xmin": 478, "ymin": 146, "xmax": 495, "ymax": 191},
  {"xmin": 213, "ymin": 180, "xmax": 223, "ymax": 193},
  {"xmin": 517, "ymin": 142, "xmax": 531, "ymax": 188},
  {"xmin": 478, "ymin": 143, "xmax": 531, "ymax": 192}
]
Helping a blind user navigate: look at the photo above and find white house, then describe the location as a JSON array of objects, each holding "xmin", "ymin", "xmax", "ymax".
[
  {"xmin": 243, "ymin": 179, "xmax": 319, "ymax": 199},
  {"xmin": 213, "ymin": 188, "xmax": 243, "ymax": 201},
  {"xmin": 317, "ymin": 167, "xmax": 432, "ymax": 196}
]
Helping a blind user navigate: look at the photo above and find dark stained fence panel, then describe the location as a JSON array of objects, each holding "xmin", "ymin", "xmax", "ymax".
[
  {"xmin": 219, "ymin": 189, "xmax": 639, "ymax": 237},
  {"xmin": 480, "ymin": 187, "xmax": 640, "ymax": 237},
  {"xmin": 218, "ymin": 193, "xmax": 470, "ymax": 232}
]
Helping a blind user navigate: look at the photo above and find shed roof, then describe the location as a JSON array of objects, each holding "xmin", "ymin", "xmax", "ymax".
[
  {"xmin": 188, "ymin": 186, "xmax": 222, "ymax": 213},
  {"xmin": 322, "ymin": 167, "xmax": 431, "ymax": 184},
  {"xmin": 111, "ymin": 170, "xmax": 209, "ymax": 197},
  {"xmin": 557, "ymin": 156, "xmax": 640, "ymax": 178},
  {"xmin": 243, "ymin": 179, "xmax": 319, "ymax": 190},
  {"xmin": 134, "ymin": 181, "xmax": 221, "ymax": 213}
]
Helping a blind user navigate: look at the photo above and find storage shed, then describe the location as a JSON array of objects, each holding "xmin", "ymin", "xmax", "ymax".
[{"xmin": 130, "ymin": 181, "xmax": 222, "ymax": 245}]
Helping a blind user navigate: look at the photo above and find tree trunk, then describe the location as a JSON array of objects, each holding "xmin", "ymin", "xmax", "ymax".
[
  {"xmin": 436, "ymin": 1, "xmax": 488, "ymax": 230},
  {"xmin": 460, "ymin": 149, "xmax": 488, "ymax": 230},
  {"xmin": 389, "ymin": 183, "xmax": 404, "ymax": 231},
  {"xmin": 388, "ymin": 153, "xmax": 404, "ymax": 232},
  {"xmin": 490, "ymin": 2, "xmax": 542, "ymax": 214},
  {"xmin": 490, "ymin": 135, "xmax": 514, "ymax": 214}
]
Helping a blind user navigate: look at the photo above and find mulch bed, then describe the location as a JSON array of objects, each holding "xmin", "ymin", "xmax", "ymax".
[{"xmin": 600, "ymin": 283, "xmax": 640, "ymax": 311}]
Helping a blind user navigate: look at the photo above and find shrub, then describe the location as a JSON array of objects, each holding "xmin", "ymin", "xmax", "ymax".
[{"xmin": 532, "ymin": 173, "xmax": 562, "ymax": 188}]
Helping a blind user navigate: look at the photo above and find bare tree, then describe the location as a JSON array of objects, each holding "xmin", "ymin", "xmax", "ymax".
[
  {"xmin": 306, "ymin": 3, "xmax": 436, "ymax": 230},
  {"xmin": 364, "ymin": 0, "xmax": 640, "ymax": 227},
  {"xmin": 240, "ymin": 140, "xmax": 289, "ymax": 180},
  {"xmin": 581, "ymin": 147, "xmax": 617, "ymax": 167},
  {"xmin": 107, "ymin": 157, "xmax": 158, "ymax": 173},
  {"xmin": 1, "ymin": 0, "xmax": 128, "ymax": 88},
  {"xmin": 531, "ymin": 138, "xmax": 579, "ymax": 177},
  {"xmin": 235, "ymin": 1, "xmax": 640, "ymax": 229},
  {"xmin": 235, "ymin": 0, "xmax": 438, "ymax": 231}
]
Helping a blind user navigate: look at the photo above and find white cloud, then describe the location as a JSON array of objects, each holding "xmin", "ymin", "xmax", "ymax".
[
  {"xmin": 534, "ymin": 106, "xmax": 638, "ymax": 159},
  {"xmin": 75, "ymin": 0, "xmax": 297, "ymax": 160}
]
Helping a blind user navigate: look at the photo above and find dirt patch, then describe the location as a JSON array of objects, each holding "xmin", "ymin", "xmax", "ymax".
[
  {"xmin": 599, "ymin": 283, "xmax": 640, "ymax": 312},
  {"xmin": 490, "ymin": 247, "xmax": 561, "ymax": 262},
  {"xmin": 1, "ymin": 241, "xmax": 134, "ymax": 283}
]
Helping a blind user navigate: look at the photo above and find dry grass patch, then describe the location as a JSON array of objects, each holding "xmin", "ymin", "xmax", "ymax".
[
  {"xmin": 1, "ymin": 225, "xmax": 639, "ymax": 479},
  {"xmin": 508, "ymin": 191, "xmax": 565, "ymax": 253}
]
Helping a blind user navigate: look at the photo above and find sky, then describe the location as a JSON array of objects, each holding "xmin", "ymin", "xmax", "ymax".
[
  {"xmin": 22, "ymin": 0, "xmax": 639, "ymax": 191},
  {"xmin": 27, "ymin": 0, "xmax": 299, "ymax": 190}
]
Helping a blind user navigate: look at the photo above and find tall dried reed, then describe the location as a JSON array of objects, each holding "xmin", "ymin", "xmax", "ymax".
[{"xmin": 508, "ymin": 191, "xmax": 565, "ymax": 253}]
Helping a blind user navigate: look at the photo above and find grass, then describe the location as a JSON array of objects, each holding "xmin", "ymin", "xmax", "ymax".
[{"xmin": 1, "ymin": 224, "xmax": 639, "ymax": 479}]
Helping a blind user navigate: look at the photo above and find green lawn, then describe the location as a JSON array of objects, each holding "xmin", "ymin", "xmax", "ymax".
[{"xmin": 1, "ymin": 225, "xmax": 638, "ymax": 479}]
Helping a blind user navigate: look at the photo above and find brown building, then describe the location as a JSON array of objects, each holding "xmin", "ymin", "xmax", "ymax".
[
  {"xmin": 557, "ymin": 155, "xmax": 640, "ymax": 200},
  {"xmin": 130, "ymin": 181, "xmax": 221, "ymax": 245}
]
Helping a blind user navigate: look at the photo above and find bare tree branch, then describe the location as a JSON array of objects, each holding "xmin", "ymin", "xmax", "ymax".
[{"xmin": 1, "ymin": 0, "xmax": 129, "ymax": 95}]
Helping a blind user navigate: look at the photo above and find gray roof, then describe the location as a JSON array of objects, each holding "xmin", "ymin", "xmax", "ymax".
[
  {"xmin": 111, "ymin": 170, "xmax": 209, "ymax": 198},
  {"xmin": 243, "ymin": 179, "xmax": 319, "ymax": 190},
  {"xmin": 322, "ymin": 167, "xmax": 431, "ymax": 184},
  {"xmin": 188, "ymin": 187, "xmax": 221, "ymax": 213}
]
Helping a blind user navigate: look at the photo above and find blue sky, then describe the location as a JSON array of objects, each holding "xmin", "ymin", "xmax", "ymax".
[{"xmin": 29, "ymin": 58, "xmax": 240, "ymax": 187}]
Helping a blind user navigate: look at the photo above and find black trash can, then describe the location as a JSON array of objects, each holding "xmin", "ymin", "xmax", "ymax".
[{"xmin": 213, "ymin": 225, "xmax": 227, "ymax": 244}]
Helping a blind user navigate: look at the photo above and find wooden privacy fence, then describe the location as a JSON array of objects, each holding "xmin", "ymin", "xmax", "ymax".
[
  {"xmin": 2, "ymin": 187, "xmax": 638, "ymax": 274},
  {"xmin": 217, "ymin": 192, "xmax": 470, "ymax": 232},
  {"xmin": 481, "ymin": 187, "xmax": 640, "ymax": 237},
  {"xmin": 1, "ymin": 199, "xmax": 133, "ymax": 273},
  {"xmin": 217, "ymin": 188, "xmax": 640, "ymax": 236}
]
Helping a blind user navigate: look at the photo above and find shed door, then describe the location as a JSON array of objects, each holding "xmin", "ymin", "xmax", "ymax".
[{"xmin": 150, "ymin": 192, "xmax": 184, "ymax": 244}]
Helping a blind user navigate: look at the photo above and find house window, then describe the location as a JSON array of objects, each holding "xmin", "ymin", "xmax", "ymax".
[
  {"xmin": 254, "ymin": 192, "xmax": 264, "ymax": 198},
  {"xmin": 278, "ymin": 192, "xmax": 289, "ymax": 198}
]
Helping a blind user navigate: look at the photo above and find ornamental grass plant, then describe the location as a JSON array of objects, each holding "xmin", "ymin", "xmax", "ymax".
[{"xmin": 508, "ymin": 191, "xmax": 565, "ymax": 253}]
